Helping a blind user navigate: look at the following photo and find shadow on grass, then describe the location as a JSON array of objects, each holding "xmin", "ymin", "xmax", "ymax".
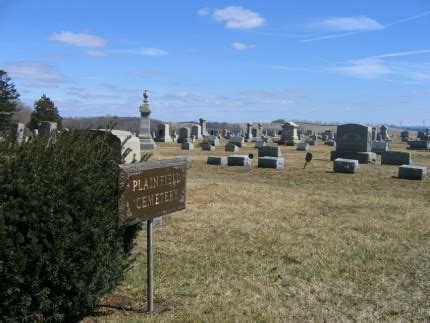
[{"xmin": 95, "ymin": 303, "xmax": 147, "ymax": 314}]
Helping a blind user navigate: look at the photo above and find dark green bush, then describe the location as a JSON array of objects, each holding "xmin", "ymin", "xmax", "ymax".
[{"xmin": 0, "ymin": 130, "xmax": 132, "ymax": 321}]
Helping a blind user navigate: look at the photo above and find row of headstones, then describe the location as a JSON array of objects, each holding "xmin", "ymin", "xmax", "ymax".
[
  {"xmin": 407, "ymin": 128, "xmax": 430, "ymax": 149},
  {"xmin": 207, "ymin": 146, "xmax": 284, "ymax": 169},
  {"xmin": 333, "ymin": 158, "xmax": 427, "ymax": 180},
  {"xmin": 9, "ymin": 121, "xmax": 58, "ymax": 144},
  {"xmin": 330, "ymin": 123, "xmax": 427, "ymax": 180},
  {"xmin": 371, "ymin": 125, "xmax": 390, "ymax": 142},
  {"xmin": 153, "ymin": 123, "xmax": 207, "ymax": 143},
  {"xmin": 331, "ymin": 123, "xmax": 429, "ymax": 163},
  {"xmin": 9, "ymin": 121, "xmax": 142, "ymax": 165},
  {"xmin": 155, "ymin": 120, "xmax": 348, "ymax": 148}
]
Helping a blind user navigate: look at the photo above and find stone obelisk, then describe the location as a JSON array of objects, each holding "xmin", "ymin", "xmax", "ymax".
[{"xmin": 139, "ymin": 90, "xmax": 156, "ymax": 150}]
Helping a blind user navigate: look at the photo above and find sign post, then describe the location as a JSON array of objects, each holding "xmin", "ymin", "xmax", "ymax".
[
  {"xmin": 119, "ymin": 157, "xmax": 188, "ymax": 313},
  {"xmin": 147, "ymin": 219, "xmax": 153, "ymax": 313}
]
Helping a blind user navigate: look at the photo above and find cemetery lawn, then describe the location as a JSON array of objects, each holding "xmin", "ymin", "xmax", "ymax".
[{"xmin": 85, "ymin": 141, "xmax": 430, "ymax": 321}]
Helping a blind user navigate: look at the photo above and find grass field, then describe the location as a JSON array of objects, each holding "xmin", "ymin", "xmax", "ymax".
[{"xmin": 84, "ymin": 139, "xmax": 429, "ymax": 321}]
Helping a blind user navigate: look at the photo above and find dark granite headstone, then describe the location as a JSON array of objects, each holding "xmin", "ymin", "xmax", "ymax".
[{"xmin": 336, "ymin": 124, "xmax": 371, "ymax": 152}]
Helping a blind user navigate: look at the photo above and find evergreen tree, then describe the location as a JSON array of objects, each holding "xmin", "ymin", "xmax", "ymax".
[
  {"xmin": 28, "ymin": 94, "xmax": 62, "ymax": 130},
  {"xmin": 0, "ymin": 70, "xmax": 20, "ymax": 131}
]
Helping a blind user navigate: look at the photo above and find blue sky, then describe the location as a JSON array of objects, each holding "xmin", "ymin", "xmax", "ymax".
[{"xmin": 1, "ymin": 0, "xmax": 429, "ymax": 125}]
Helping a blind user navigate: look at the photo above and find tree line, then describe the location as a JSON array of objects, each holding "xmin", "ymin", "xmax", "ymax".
[{"xmin": 0, "ymin": 70, "xmax": 62, "ymax": 133}]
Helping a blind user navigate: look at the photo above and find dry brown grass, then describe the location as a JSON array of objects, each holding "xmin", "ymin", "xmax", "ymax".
[{"xmin": 84, "ymin": 139, "xmax": 430, "ymax": 322}]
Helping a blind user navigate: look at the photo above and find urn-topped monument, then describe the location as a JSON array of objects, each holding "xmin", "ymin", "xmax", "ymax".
[{"xmin": 139, "ymin": 90, "xmax": 156, "ymax": 150}]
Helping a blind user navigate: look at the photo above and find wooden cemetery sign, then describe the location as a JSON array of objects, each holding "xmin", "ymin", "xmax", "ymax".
[
  {"xmin": 119, "ymin": 157, "xmax": 187, "ymax": 226},
  {"xmin": 118, "ymin": 157, "xmax": 188, "ymax": 313}
]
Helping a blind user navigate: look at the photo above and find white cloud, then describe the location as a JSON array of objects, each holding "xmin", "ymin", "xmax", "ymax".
[
  {"xmin": 87, "ymin": 50, "xmax": 108, "ymax": 57},
  {"xmin": 303, "ymin": 11, "xmax": 430, "ymax": 42},
  {"xmin": 232, "ymin": 42, "xmax": 255, "ymax": 50},
  {"xmin": 1, "ymin": 61, "xmax": 62, "ymax": 81},
  {"xmin": 334, "ymin": 58, "xmax": 391, "ymax": 79},
  {"xmin": 314, "ymin": 16, "xmax": 383, "ymax": 31},
  {"xmin": 197, "ymin": 8, "xmax": 210, "ymax": 16},
  {"xmin": 129, "ymin": 70, "xmax": 174, "ymax": 78},
  {"xmin": 366, "ymin": 49, "xmax": 430, "ymax": 59},
  {"xmin": 113, "ymin": 47, "xmax": 168, "ymax": 56},
  {"xmin": 333, "ymin": 58, "xmax": 430, "ymax": 81},
  {"xmin": 50, "ymin": 31, "xmax": 107, "ymax": 47},
  {"xmin": 302, "ymin": 31, "xmax": 364, "ymax": 42},
  {"xmin": 140, "ymin": 48, "xmax": 168, "ymax": 56},
  {"xmin": 213, "ymin": 6, "xmax": 265, "ymax": 29}
]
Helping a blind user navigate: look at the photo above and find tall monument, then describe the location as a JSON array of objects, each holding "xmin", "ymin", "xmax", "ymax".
[
  {"xmin": 139, "ymin": 90, "xmax": 156, "ymax": 150},
  {"xmin": 199, "ymin": 118, "xmax": 209, "ymax": 136}
]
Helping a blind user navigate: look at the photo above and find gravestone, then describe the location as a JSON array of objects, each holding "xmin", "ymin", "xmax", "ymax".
[
  {"xmin": 272, "ymin": 136, "xmax": 281, "ymax": 143},
  {"xmin": 203, "ymin": 135, "xmax": 220, "ymax": 146},
  {"xmin": 202, "ymin": 143, "xmax": 215, "ymax": 151},
  {"xmin": 400, "ymin": 130, "xmax": 409, "ymax": 142},
  {"xmin": 333, "ymin": 158, "xmax": 359, "ymax": 174},
  {"xmin": 111, "ymin": 130, "xmax": 141, "ymax": 164},
  {"xmin": 258, "ymin": 146, "xmax": 282, "ymax": 157},
  {"xmin": 229, "ymin": 136, "xmax": 245, "ymax": 147},
  {"xmin": 199, "ymin": 118, "xmax": 209, "ymax": 136},
  {"xmin": 381, "ymin": 151, "xmax": 411, "ymax": 165},
  {"xmin": 207, "ymin": 156, "xmax": 227, "ymax": 166},
  {"xmin": 398, "ymin": 165, "xmax": 427, "ymax": 180},
  {"xmin": 191, "ymin": 125, "xmax": 202, "ymax": 140},
  {"xmin": 155, "ymin": 124, "xmax": 173, "ymax": 142},
  {"xmin": 408, "ymin": 140, "xmax": 430, "ymax": 150},
  {"xmin": 177, "ymin": 127, "xmax": 191, "ymax": 143},
  {"xmin": 325, "ymin": 130, "xmax": 334, "ymax": 140},
  {"xmin": 281, "ymin": 121, "xmax": 300, "ymax": 145},
  {"xmin": 171, "ymin": 131, "xmax": 177, "ymax": 142},
  {"xmin": 255, "ymin": 141, "xmax": 265, "ymax": 148},
  {"xmin": 331, "ymin": 124, "xmax": 375, "ymax": 164},
  {"xmin": 258, "ymin": 157, "xmax": 284, "ymax": 169},
  {"xmin": 371, "ymin": 141, "xmax": 389, "ymax": 154},
  {"xmin": 251, "ymin": 128, "xmax": 258, "ymax": 138},
  {"xmin": 228, "ymin": 155, "xmax": 252, "ymax": 166},
  {"xmin": 10, "ymin": 122, "xmax": 25, "ymax": 144},
  {"xmin": 380, "ymin": 125, "xmax": 390, "ymax": 141},
  {"xmin": 91, "ymin": 129, "xmax": 141, "ymax": 164},
  {"xmin": 258, "ymin": 145, "xmax": 284, "ymax": 169},
  {"xmin": 371, "ymin": 127, "xmax": 377, "ymax": 141},
  {"xmin": 325, "ymin": 140, "xmax": 336, "ymax": 147},
  {"xmin": 245, "ymin": 123, "xmax": 253, "ymax": 140},
  {"xmin": 258, "ymin": 123, "xmax": 263, "ymax": 134},
  {"xmin": 225, "ymin": 143, "xmax": 239, "ymax": 152},
  {"xmin": 296, "ymin": 142, "xmax": 309, "ymax": 151},
  {"xmin": 267, "ymin": 129, "xmax": 276, "ymax": 137},
  {"xmin": 181, "ymin": 142, "xmax": 194, "ymax": 150},
  {"xmin": 306, "ymin": 139, "xmax": 315, "ymax": 145},
  {"xmin": 38, "ymin": 121, "xmax": 57, "ymax": 136},
  {"xmin": 138, "ymin": 90, "xmax": 156, "ymax": 150}
]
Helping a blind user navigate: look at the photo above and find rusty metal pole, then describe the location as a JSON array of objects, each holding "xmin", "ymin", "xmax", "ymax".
[{"xmin": 147, "ymin": 219, "xmax": 154, "ymax": 313}]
